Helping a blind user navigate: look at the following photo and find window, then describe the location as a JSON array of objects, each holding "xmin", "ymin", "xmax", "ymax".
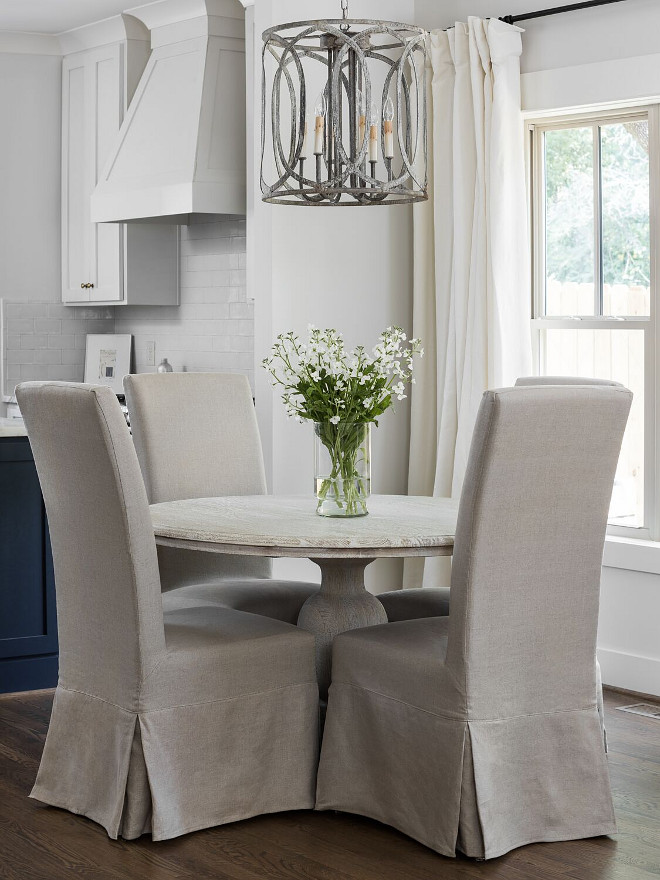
[{"xmin": 529, "ymin": 108, "xmax": 657, "ymax": 538}]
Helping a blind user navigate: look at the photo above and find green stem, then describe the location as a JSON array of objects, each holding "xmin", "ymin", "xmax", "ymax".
[{"xmin": 316, "ymin": 422, "xmax": 370, "ymax": 517}]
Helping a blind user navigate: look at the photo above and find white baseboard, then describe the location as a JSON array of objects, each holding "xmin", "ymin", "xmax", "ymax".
[{"xmin": 597, "ymin": 647, "xmax": 660, "ymax": 698}]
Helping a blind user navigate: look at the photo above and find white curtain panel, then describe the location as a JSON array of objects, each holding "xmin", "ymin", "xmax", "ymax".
[{"xmin": 407, "ymin": 18, "xmax": 532, "ymax": 587}]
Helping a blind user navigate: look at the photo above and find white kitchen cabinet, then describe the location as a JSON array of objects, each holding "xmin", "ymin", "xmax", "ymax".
[{"xmin": 61, "ymin": 18, "xmax": 179, "ymax": 306}]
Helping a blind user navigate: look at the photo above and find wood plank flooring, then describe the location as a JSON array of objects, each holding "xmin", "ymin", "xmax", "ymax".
[{"xmin": 0, "ymin": 689, "xmax": 658, "ymax": 879}]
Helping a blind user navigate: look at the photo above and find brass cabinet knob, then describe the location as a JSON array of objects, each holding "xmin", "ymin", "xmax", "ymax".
[
  {"xmin": 81, "ymin": 283, "xmax": 85, "ymax": 289},
  {"xmin": 80, "ymin": 282, "xmax": 95, "ymax": 289},
  {"xmin": 89, "ymin": 283, "xmax": 94, "ymax": 289}
]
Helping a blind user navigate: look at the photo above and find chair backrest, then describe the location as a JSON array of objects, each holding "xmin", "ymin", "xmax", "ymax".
[
  {"xmin": 516, "ymin": 375, "xmax": 622, "ymax": 387},
  {"xmin": 447, "ymin": 385, "xmax": 631, "ymax": 719},
  {"xmin": 16, "ymin": 382, "xmax": 165, "ymax": 706},
  {"xmin": 124, "ymin": 373, "xmax": 267, "ymax": 504}
]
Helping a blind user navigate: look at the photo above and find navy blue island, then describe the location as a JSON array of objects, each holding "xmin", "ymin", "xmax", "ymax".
[{"xmin": 0, "ymin": 429, "xmax": 57, "ymax": 693}]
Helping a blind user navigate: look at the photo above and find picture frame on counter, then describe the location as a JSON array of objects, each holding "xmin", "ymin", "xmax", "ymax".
[{"xmin": 84, "ymin": 334, "xmax": 132, "ymax": 396}]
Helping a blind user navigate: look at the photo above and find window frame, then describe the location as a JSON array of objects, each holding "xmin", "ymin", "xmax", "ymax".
[{"xmin": 528, "ymin": 105, "xmax": 660, "ymax": 541}]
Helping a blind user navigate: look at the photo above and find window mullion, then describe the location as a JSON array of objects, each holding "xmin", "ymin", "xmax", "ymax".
[
  {"xmin": 594, "ymin": 124, "xmax": 603, "ymax": 317},
  {"xmin": 647, "ymin": 105, "xmax": 659, "ymax": 539}
]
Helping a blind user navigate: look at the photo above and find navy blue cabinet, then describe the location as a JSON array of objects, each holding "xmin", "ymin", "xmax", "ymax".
[{"xmin": 0, "ymin": 435, "xmax": 58, "ymax": 693}]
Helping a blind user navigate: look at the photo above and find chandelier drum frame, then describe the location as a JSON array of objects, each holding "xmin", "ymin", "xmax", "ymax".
[{"xmin": 261, "ymin": 17, "xmax": 428, "ymax": 207}]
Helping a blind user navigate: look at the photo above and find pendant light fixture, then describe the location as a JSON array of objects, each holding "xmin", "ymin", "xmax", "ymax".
[{"xmin": 260, "ymin": 0, "xmax": 428, "ymax": 206}]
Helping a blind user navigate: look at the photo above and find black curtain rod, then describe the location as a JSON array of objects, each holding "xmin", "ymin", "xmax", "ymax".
[{"xmin": 500, "ymin": 0, "xmax": 627, "ymax": 26}]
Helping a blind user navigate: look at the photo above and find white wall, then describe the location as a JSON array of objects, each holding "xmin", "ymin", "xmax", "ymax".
[
  {"xmin": 415, "ymin": 0, "xmax": 660, "ymax": 113},
  {"xmin": 250, "ymin": 0, "xmax": 416, "ymax": 591},
  {"xmin": 0, "ymin": 53, "xmax": 61, "ymax": 303},
  {"xmin": 599, "ymin": 564, "xmax": 660, "ymax": 697},
  {"xmin": 415, "ymin": 0, "xmax": 660, "ymax": 72}
]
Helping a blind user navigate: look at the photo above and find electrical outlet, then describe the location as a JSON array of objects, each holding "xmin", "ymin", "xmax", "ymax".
[{"xmin": 145, "ymin": 341, "xmax": 156, "ymax": 366}]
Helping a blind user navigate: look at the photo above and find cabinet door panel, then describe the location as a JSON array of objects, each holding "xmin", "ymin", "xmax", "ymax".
[
  {"xmin": 90, "ymin": 46, "xmax": 123, "ymax": 303},
  {"xmin": 0, "ymin": 439, "xmax": 58, "ymax": 693},
  {"xmin": 62, "ymin": 59, "xmax": 89, "ymax": 302}
]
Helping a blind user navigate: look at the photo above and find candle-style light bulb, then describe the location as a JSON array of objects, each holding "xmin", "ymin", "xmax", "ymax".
[
  {"xmin": 383, "ymin": 95, "xmax": 395, "ymax": 159},
  {"xmin": 315, "ymin": 92, "xmax": 327, "ymax": 118},
  {"xmin": 314, "ymin": 92, "xmax": 326, "ymax": 156},
  {"xmin": 368, "ymin": 101, "xmax": 379, "ymax": 163}
]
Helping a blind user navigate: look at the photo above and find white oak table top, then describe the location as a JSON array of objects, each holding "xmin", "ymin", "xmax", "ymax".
[{"xmin": 150, "ymin": 494, "xmax": 458, "ymax": 559}]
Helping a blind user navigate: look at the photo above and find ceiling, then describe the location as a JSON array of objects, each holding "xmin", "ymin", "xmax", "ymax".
[{"xmin": 0, "ymin": 0, "xmax": 138, "ymax": 34}]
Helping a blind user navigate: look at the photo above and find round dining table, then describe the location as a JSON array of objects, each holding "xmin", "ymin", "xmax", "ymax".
[{"xmin": 150, "ymin": 494, "xmax": 458, "ymax": 694}]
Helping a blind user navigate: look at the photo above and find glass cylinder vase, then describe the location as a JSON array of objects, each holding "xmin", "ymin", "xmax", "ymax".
[{"xmin": 314, "ymin": 421, "xmax": 371, "ymax": 517}]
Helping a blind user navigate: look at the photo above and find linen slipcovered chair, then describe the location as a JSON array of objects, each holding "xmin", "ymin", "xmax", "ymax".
[
  {"xmin": 376, "ymin": 585, "xmax": 450, "ymax": 620},
  {"xmin": 17, "ymin": 381, "xmax": 319, "ymax": 841},
  {"xmin": 317, "ymin": 384, "xmax": 631, "ymax": 859},
  {"xmin": 124, "ymin": 372, "xmax": 318, "ymax": 623},
  {"xmin": 516, "ymin": 374, "xmax": 623, "ymax": 739},
  {"xmin": 377, "ymin": 379, "xmax": 621, "ymax": 708},
  {"xmin": 376, "ymin": 378, "xmax": 621, "ymax": 621}
]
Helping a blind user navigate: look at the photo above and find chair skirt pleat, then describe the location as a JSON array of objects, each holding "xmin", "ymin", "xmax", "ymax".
[
  {"xmin": 29, "ymin": 686, "xmax": 137, "ymax": 839},
  {"xmin": 468, "ymin": 707, "xmax": 616, "ymax": 859},
  {"xmin": 139, "ymin": 683, "xmax": 319, "ymax": 840},
  {"xmin": 315, "ymin": 682, "xmax": 466, "ymax": 858},
  {"xmin": 316, "ymin": 684, "xmax": 616, "ymax": 860},
  {"xmin": 30, "ymin": 682, "xmax": 319, "ymax": 841}
]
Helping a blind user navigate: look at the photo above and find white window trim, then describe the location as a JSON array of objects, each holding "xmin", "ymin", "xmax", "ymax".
[
  {"xmin": 528, "ymin": 104, "xmax": 660, "ymax": 548},
  {"xmin": 604, "ymin": 534, "xmax": 660, "ymax": 575}
]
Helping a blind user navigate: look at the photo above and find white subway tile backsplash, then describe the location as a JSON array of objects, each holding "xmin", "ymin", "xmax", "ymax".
[
  {"xmin": 21, "ymin": 334, "xmax": 47, "ymax": 349},
  {"xmin": 7, "ymin": 349, "xmax": 30, "ymax": 365},
  {"xmin": 46, "ymin": 364, "xmax": 80, "ymax": 381},
  {"xmin": 229, "ymin": 302, "xmax": 253, "ymax": 320},
  {"xmin": 62, "ymin": 349, "xmax": 85, "ymax": 365},
  {"xmin": 34, "ymin": 318, "xmax": 62, "ymax": 334},
  {"xmin": 48, "ymin": 334, "xmax": 75, "ymax": 350},
  {"xmin": 3, "ymin": 221, "xmax": 253, "ymax": 395},
  {"xmin": 34, "ymin": 349, "xmax": 62, "ymax": 365},
  {"xmin": 230, "ymin": 335, "xmax": 254, "ymax": 352},
  {"xmin": 7, "ymin": 319, "xmax": 35, "ymax": 334},
  {"xmin": 185, "ymin": 254, "xmax": 235, "ymax": 272},
  {"xmin": 115, "ymin": 220, "xmax": 253, "ymax": 387},
  {"xmin": 2, "ymin": 300, "xmax": 114, "ymax": 396}
]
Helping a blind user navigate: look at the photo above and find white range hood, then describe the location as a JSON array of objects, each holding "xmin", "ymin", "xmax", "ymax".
[{"xmin": 91, "ymin": 0, "xmax": 246, "ymax": 224}]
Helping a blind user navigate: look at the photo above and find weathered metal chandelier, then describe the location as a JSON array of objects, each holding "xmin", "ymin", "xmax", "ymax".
[{"xmin": 261, "ymin": 0, "xmax": 428, "ymax": 206}]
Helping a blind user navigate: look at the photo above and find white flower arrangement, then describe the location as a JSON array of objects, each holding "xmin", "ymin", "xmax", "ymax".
[
  {"xmin": 262, "ymin": 325, "xmax": 423, "ymax": 426},
  {"xmin": 263, "ymin": 326, "xmax": 423, "ymax": 517}
]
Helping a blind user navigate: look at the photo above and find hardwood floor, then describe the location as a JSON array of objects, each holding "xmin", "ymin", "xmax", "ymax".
[{"xmin": 0, "ymin": 689, "xmax": 658, "ymax": 880}]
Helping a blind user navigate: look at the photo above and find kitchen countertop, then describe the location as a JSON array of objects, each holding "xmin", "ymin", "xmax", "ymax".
[{"xmin": 0, "ymin": 418, "xmax": 27, "ymax": 438}]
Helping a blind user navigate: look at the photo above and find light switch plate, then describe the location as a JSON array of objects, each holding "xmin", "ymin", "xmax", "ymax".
[{"xmin": 145, "ymin": 341, "xmax": 156, "ymax": 366}]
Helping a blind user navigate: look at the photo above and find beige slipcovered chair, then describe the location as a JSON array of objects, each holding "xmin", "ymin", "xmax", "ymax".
[
  {"xmin": 17, "ymin": 381, "xmax": 319, "ymax": 841},
  {"xmin": 376, "ymin": 378, "xmax": 620, "ymax": 622},
  {"xmin": 516, "ymin": 374, "xmax": 622, "ymax": 738},
  {"xmin": 124, "ymin": 372, "xmax": 318, "ymax": 623},
  {"xmin": 377, "ymin": 586, "xmax": 450, "ymax": 621},
  {"xmin": 378, "ymin": 379, "xmax": 620, "ymax": 698},
  {"xmin": 317, "ymin": 384, "xmax": 631, "ymax": 859}
]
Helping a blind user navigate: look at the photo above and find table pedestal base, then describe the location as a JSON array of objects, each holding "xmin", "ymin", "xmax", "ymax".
[{"xmin": 297, "ymin": 558, "xmax": 386, "ymax": 697}]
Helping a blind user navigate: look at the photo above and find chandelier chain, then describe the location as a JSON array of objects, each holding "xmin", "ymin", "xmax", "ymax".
[{"xmin": 340, "ymin": 0, "xmax": 349, "ymax": 20}]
